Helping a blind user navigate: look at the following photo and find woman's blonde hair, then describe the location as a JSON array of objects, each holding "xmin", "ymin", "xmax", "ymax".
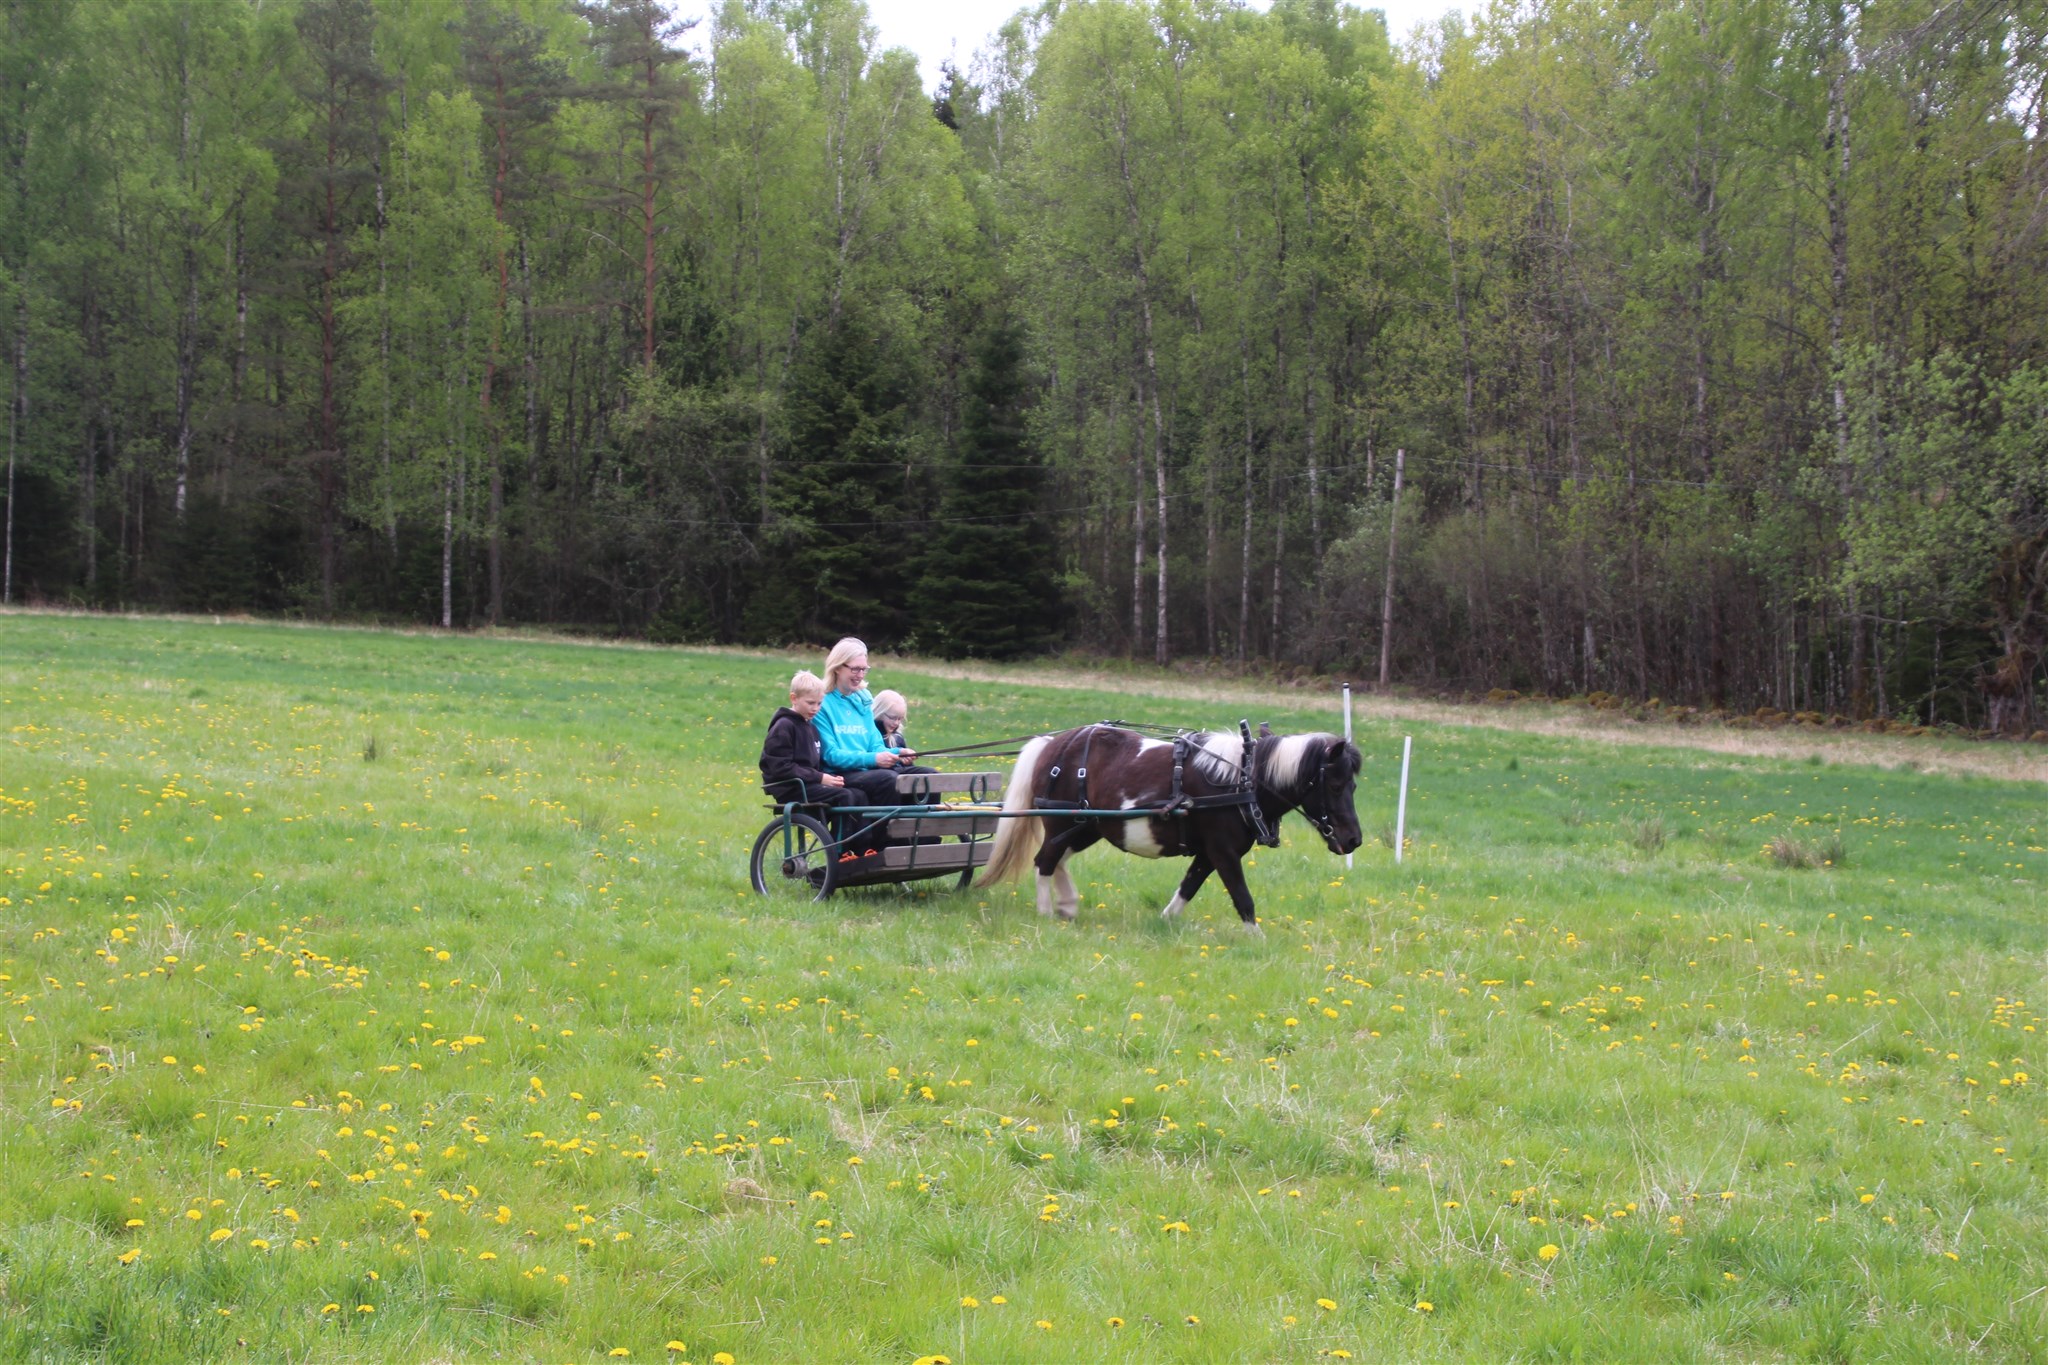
[
  {"xmin": 823, "ymin": 637, "xmax": 869, "ymax": 690},
  {"xmin": 871, "ymin": 689, "xmax": 906, "ymax": 724},
  {"xmin": 788, "ymin": 670, "xmax": 825, "ymax": 699}
]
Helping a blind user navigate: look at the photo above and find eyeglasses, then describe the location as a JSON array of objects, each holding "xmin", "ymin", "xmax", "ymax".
[{"xmin": 846, "ymin": 664, "xmax": 869, "ymax": 674}]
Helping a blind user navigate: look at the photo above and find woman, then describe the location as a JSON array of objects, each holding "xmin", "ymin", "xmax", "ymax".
[{"xmin": 817, "ymin": 637, "xmax": 937, "ymax": 808}]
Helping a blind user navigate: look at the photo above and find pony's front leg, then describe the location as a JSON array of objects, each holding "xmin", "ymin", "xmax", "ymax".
[
  {"xmin": 1162, "ymin": 856, "xmax": 1212, "ymax": 920},
  {"xmin": 1212, "ymin": 854, "xmax": 1263, "ymax": 936}
]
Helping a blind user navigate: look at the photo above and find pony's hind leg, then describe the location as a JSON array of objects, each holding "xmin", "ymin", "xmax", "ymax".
[
  {"xmin": 1034, "ymin": 824, "xmax": 1097, "ymax": 922},
  {"xmin": 1051, "ymin": 855, "xmax": 1081, "ymax": 920},
  {"xmin": 1162, "ymin": 855, "xmax": 1213, "ymax": 920}
]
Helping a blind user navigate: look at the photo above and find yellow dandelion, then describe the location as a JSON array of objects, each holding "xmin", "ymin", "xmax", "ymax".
[
  {"xmin": 321, "ymin": 1304, "xmax": 340, "ymax": 1315},
  {"xmin": 959, "ymin": 1296, "xmax": 979, "ymax": 1309},
  {"xmin": 208, "ymin": 1228, "xmax": 234, "ymax": 1243},
  {"xmin": 1415, "ymin": 1300, "xmax": 1434, "ymax": 1313},
  {"xmin": 356, "ymin": 1305, "xmax": 375, "ymax": 1314},
  {"xmin": 117, "ymin": 1248, "xmax": 140, "ymax": 1266},
  {"xmin": 1106, "ymin": 1317, "xmax": 1124, "ymax": 1328},
  {"xmin": 1538, "ymin": 1244, "xmax": 1560, "ymax": 1262},
  {"xmin": 1034, "ymin": 1319, "xmax": 1052, "ymax": 1331},
  {"xmin": 609, "ymin": 1351, "xmax": 631, "ymax": 1359},
  {"xmin": 666, "ymin": 1346, "xmax": 688, "ymax": 1355},
  {"xmin": 1316, "ymin": 1297, "xmax": 1338, "ymax": 1311},
  {"xmin": 712, "ymin": 1354, "xmax": 735, "ymax": 1365},
  {"xmin": 1184, "ymin": 1315, "xmax": 1201, "ymax": 1326}
]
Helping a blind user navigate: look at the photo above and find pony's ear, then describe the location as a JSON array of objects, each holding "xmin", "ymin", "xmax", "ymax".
[{"xmin": 1340, "ymin": 739, "xmax": 1363, "ymax": 775}]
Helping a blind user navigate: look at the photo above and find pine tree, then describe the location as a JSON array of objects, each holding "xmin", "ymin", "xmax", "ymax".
[
  {"xmin": 279, "ymin": 0, "xmax": 389, "ymax": 615},
  {"xmin": 574, "ymin": 0, "xmax": 691, "ymax": 377},
  {"xmin": 909, "ymin": 319, "xmax": 1059, "ymax": 659},
  {"xmin": 461, "ymin": 1, "xmax": 566, "ymax": 624}
]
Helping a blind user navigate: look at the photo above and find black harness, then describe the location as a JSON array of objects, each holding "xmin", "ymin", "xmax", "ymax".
[{"xmin": 1033, "ymin": 721, "xmax": 1280, "ymax": 846}]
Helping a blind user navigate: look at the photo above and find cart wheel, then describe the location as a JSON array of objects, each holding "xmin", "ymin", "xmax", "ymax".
[{"xmin": 750, "ymin": 813, "xmax": 837, "ymax": 902}]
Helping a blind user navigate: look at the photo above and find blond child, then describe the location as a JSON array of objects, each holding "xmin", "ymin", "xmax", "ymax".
[{"xmin": 871, "ymin": 688, "xmax": 909, "ymax": 752}]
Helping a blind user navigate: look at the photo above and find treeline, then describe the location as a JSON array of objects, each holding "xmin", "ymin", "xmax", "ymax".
[{"xmin": 0, "ymin": 0, "xmax": 2043, "ymax": 731}]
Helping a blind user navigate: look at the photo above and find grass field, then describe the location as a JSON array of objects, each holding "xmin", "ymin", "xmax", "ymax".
[{"xmin": 1, "ymin": 614, "xmax": 2043, "ymax": 1363}]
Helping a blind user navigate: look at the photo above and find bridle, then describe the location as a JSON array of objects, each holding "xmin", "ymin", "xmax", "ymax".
[{"xmin": 1283, "ymin": 742, "xmax": 1353, "ymax": 844}]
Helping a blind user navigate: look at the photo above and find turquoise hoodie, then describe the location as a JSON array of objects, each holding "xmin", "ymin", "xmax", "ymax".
[{"xmin": 817, "ymin": 687, "xmax": 889, "ymax": 772}]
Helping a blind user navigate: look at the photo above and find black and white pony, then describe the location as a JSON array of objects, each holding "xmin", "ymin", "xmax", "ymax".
[{"xmin": 979, "ymin": 726, "xmax": 1363, "ymax": 930}]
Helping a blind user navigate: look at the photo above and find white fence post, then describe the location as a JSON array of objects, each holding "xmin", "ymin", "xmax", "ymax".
[
  {"xmin": 1343, "ymin": 682, "xmax": 1354, "ymax": 869},
  {"xmin": 1394, "ymin": 735, "xmax": 1412, "ymax": 864}
]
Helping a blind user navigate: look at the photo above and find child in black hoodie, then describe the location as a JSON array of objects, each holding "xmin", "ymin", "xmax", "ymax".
[{"xmin": 759, "ymin": 670, "xmax": 870, "ymax": 857}]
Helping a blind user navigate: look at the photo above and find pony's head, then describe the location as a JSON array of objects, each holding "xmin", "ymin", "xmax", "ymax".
[{"xmin": 1265, "ymin": 734, "xmax": 1364, "ymax": 856}]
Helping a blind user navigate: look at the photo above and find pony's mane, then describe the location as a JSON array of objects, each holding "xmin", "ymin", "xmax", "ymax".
[
  {"xmin": 1264, "ymin": 733, "xmax": 1342, "ymax": 791},
  {"xmin": 1188, "ymin": 732, "xmax": 1242, "ymax": 786}
]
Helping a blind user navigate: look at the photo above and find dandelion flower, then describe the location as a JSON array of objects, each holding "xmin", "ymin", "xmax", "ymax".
[
  {"xmin": 712, "ymin": 1354, "xmax": 735, "ymax": 1365},
  {"xmin": 1415, "ymin": 1301, "xmax": 1434, "ymax": 1313},
  {"xmin": 1316, "ymin": 1297, "xmax": 1338, "ymax": 1311},
  {"xmin": 609, "ymin": 1351, "xmax": 632, "ymax": 1359},
  {"xmin": 959, "ymin": 1296, "xmax": 979, "ymax": 1309},
  {"xmin": 666, "ymin": 1346, "xmax": 687, "ymax": 1355},
  {"xmin": 1538, "ymin": 1244, "xmax": 1560, "ymax": 1262},
  {"xmin": 1106, "ymin": 1317, "xmax": 1124, "ymax": 1328},
  {"xmin": 1034, "ymin": 1319, "xmax": 1052, "ymax": 1331},
  {"xmin": 1184, "ymin": 1315, "xmax": 1201, "ymax": 1326},
  {"xmin": 117, "ymin": 1249, "xmax": 140, "ymax": 1266}
]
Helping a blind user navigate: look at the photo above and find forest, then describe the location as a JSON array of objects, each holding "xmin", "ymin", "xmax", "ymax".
[{"xmin": 0, "ymin": 0, "xmax": 2043, "ymax": 732}]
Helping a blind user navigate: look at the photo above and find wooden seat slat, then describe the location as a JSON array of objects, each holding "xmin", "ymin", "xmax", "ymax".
[
  {"xmin": 884, "ymin": 815, "xmax": 1000, "ymax": 839},
  {"xmin": 875, "ymin": 843, "xmax": 991, "ymax": 872}
]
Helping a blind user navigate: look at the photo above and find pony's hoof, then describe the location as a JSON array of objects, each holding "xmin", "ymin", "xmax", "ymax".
[
  {"xmin": 1055, "ymin": 906, "xmax": 1077, "ymax": 922},
  {"xmin": 1241, "ymin": 920, "xmax": 1265, "ymax": 939}
]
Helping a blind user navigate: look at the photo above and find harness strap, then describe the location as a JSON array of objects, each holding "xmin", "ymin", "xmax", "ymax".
[
  {"xmin": 1239, "ymin": 721, "xmax": 1280, "ymax": 847},
  {"xmin": 1167, "ymin": 734, "xmax": 1191, "ymax": 814}
]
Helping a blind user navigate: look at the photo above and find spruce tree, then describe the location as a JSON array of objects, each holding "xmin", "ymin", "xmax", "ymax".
[
  {"xmin": 749, "ymin": 308, "xmax": 919, "ymax": 644},
  {"xmin": 910, "ymin": 319, "xmax": 1060, "ymax": 659}
]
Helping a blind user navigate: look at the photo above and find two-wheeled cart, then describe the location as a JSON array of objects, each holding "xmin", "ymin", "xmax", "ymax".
[{"xmin": 748, "ymin": 770, "xmax": 1008, "ymax": 902}]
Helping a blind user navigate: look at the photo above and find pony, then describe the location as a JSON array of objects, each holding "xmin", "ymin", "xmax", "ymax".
[{"xmin": 979, "ymin": 725, "xmax": 1363, "ymax": 930}]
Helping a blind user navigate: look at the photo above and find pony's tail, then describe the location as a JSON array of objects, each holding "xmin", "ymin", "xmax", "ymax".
[{"xmin": 977, "ymin": 736, "xmax": 1050, "ymax": 887}]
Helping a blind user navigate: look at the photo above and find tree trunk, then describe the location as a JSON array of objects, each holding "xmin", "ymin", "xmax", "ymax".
[
  {"xmin": 1378, "ymin": 448, "xmax": 1405, "ymax": 690},
  {"xmin": 172, "ymin": 33, "xmax": 197, "ymax": 522},
  {"xmin": 223, "ymin": 203, "xmax": 247, "ymax": 505},
  {"xmin": 1131, "ymin": 400, "xmax": 1145, "ymax": 655},
  {"xmin": 318, "ymin": 78, "xmax": 343, "ymax": 618},
  {"xmin": 2, "ymin": 287, "xmax": 19, "ymax": 606}
]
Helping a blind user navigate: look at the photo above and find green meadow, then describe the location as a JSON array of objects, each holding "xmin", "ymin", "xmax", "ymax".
[{"xmin": 1, "ymin": 614, "xmax": 2043, "ymax": 1364}]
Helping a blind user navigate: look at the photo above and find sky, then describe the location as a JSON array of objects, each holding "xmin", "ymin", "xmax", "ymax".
[{"xmin": 673, "ymin": 0, "xmax": 1464, "ymax": 90}]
